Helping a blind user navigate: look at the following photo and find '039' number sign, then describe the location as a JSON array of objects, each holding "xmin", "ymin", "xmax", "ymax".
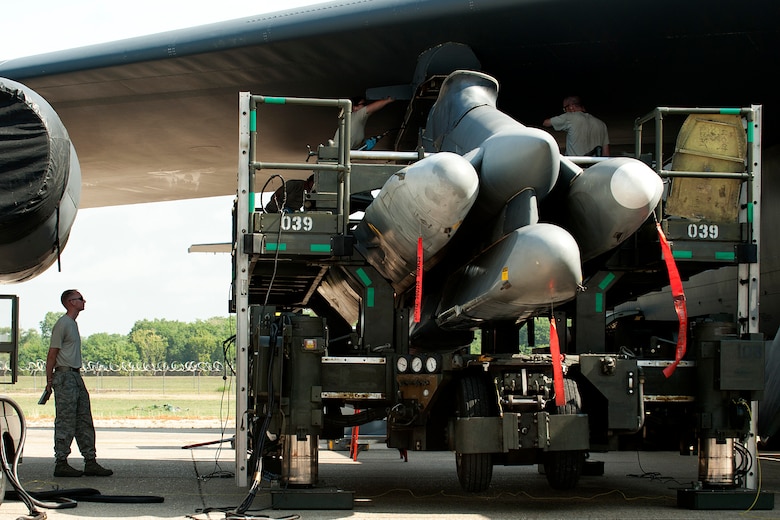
[
  {"xmin": 687, "ymin": 223, "xmax": 719, "ymax": 239},
  {"xmin": 281, "ymin": 214, "xmax": 314, "ymax": 232}
]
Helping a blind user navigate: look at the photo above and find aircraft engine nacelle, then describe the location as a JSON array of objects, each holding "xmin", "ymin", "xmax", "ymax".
[{"xmin": 0, "ymin": 77, "xmax": 80, "ymax": 283}]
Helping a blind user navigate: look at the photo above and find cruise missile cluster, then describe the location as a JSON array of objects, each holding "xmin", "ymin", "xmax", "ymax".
[{"xmin": 350, "ymin": 71, "xmax": 663, "ymax": 341}]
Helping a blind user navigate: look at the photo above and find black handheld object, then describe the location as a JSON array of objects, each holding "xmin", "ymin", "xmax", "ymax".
[{"xmin": 38, "ymin": 388, "xmax": 51, "ymax": 405}]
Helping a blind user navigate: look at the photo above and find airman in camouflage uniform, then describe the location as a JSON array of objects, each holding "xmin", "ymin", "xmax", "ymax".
[{"xmin": 45, "ymin": 290, "xmax": 113, "ymax": 478}]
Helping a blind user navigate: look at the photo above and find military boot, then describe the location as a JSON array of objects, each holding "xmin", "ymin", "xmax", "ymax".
[
  {"xmin": 84, "ymin": 459, "xmax": 113, "ymax": 476},
  {"xmin": 54, "ymin": 460, "xmax": 83, "ymax": 477}
]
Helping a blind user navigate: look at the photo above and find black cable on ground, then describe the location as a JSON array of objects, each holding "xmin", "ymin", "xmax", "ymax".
[
  {"xmin": 1, "ymin": 397, "xmax": 76, "ymax": 514},
  {"xmin": 67, "ymin": 492, "xmax": 164, "ymax": 503},
  {"xmin": 5, "ymin": 487, "xmax": 164, "ymax": 504},
  {"xmin": 1, "ymin": 397, "xmax": 165, "ymax": 510}
]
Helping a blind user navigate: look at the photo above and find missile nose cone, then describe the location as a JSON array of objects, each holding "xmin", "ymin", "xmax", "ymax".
[
  {"xmin": 610, "ymin": 159, "xmax": 664, "ymax": 211},
  {"xmin": 355, "ymin": 152, "xmax": 479, "ymax": 292},
  {"xmin": 425, "ymin": 151, "xmax": 481, "ymax": 201},
  {"xmin": 477, "ymin": 128, "xmax": 560, "ymax": 209},
  {"xmin": 562, "ymin": 157, "xmax": 664, "ymax": 261}
]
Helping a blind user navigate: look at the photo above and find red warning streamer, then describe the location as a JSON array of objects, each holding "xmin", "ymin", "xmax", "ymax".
[
  {"xmin": 657, "ymin": 222, "xmax": 688, "ymax": 378},
  {"xmin": 414, "ymin": 236, "xmax": 423, "ymax": 323},
  {"xmin": 549, "ymin": 317, "xmax": 565, "ymax": 407}
]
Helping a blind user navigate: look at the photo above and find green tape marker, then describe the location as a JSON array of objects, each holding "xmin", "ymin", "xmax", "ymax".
[
  {"xmin": 356, "ymin": 268, "xmax": 373, "ymax": 286},
  {"xmin": 598, "ymin": 272, "xmax": 616, "ymax": 291},
  {"xmin": 264, "ymin": 97, "xmax": 287, "ymax": 104}
]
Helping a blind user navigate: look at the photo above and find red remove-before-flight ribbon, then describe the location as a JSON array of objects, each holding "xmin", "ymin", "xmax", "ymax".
[
  {"xmin": 414, "ymin": 236, "xmax": 423, "ymax": 323},
  {"xmin": 657, "ymin": 222, "xmax": 688, "ymax": 378},
  {"xmin": 549, "ymin": 317, "xmax": 565, "ymax": 407}
]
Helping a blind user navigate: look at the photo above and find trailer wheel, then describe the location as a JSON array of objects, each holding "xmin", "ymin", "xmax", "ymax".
[
  {"xmin": 455, "ymin": 375, "xmax": 494, "ymax": 492},
  {"xmin": 543, "ymin": 378, "xmax": 585, "ymax": 490}
]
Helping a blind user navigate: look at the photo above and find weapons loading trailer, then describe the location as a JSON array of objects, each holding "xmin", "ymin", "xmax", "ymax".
[{"xmin": 231, "ymin": 93, "xmax": 772, "ymax": 510}]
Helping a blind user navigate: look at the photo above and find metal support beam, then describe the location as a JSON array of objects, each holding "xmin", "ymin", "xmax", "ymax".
[
  {"xmin": 741, "ymin": 105, "xmax": 762, "ymax": 490},
  {"xmin": 575, "ymin": 271, "xmax": 622, "ymax": 353},
  {"xmin": 235, "ymin": 92, "xmax": 252, "ymax": 487}
]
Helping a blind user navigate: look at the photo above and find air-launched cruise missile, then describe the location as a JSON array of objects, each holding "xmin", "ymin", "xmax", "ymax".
[
  {"xmin": 552, "ymin": 157, "xmax": 664, "ymax": 261},
  {"xmin": 353, "ymin": 152, "xmax": 479, "ymax": 293}
]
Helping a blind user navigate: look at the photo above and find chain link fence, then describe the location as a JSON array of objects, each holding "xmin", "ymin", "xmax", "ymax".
[
  {"xmin": 4, "ymin": 360, "xmax": 230, "ymax": 394},
  {"xmin": 17, "ymin": 360, "xmax": 225, "ymax": 375}
]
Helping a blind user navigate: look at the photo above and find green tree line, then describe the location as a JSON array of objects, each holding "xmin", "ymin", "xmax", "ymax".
[
  {"xmin": 18, "ymin": 312, "xmax": 552, "ymax": 369},
  {"xmin": 18, "ymin": 312, "xmax": 235, "ymax": 369}
]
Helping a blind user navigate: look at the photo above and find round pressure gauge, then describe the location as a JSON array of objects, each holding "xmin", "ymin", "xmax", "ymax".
[
  {"xmin": 425, "ymin": 355, "xmax": 439, "ymax": 373},
  {"xmin": 411, "ymin": 356, "xmax": 424, "ymax": 373},
  {"xmin": 396, "ymin": 356, "xmax": 408, "ymax": 373}
]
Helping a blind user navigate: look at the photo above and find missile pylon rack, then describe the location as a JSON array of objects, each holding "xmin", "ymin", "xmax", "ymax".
[
  {"xmin": 232, "ymin": 93, "xmax": 425, "ymax": 489},
  {"xmin": 635, "ymin": 106, "xmax": 762, "ymax": 337},
  {"xmin": 637, "ymin": 106, "xmax": 763, "ymax": 505}
]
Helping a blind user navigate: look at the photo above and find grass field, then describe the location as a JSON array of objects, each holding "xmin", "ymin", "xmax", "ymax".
[{"xmin": 2, "ymin": 375, "xmax": 234, "ymax": 422}]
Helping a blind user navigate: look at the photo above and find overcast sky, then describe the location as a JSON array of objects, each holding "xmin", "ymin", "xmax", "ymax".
[{"xmin": 2, "ymin": 1, "xmax": 325, "ymax": 336}]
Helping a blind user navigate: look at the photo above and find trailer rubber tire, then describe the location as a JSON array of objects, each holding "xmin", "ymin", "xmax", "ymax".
[
  {"xmin": 455, "ymin": 374, "xmax": 494, "ymax": 492},
  {"xmin": 543, "ymin": 378, "xmax": 585, "ymax": 490}
]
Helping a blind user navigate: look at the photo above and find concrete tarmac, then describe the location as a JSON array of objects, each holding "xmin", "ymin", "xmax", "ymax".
[{"xmin": 1, "ymin": 426, "xmax": 779, "ymax": 520}]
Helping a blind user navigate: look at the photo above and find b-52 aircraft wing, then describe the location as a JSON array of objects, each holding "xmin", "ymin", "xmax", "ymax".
[
  {"xmin": 0, "ymin": 0, "xmax": 778, "ymax": 321},
  {"xmin": 1, "ymin": 0, "xmax": 777, "ymax": 209}
]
